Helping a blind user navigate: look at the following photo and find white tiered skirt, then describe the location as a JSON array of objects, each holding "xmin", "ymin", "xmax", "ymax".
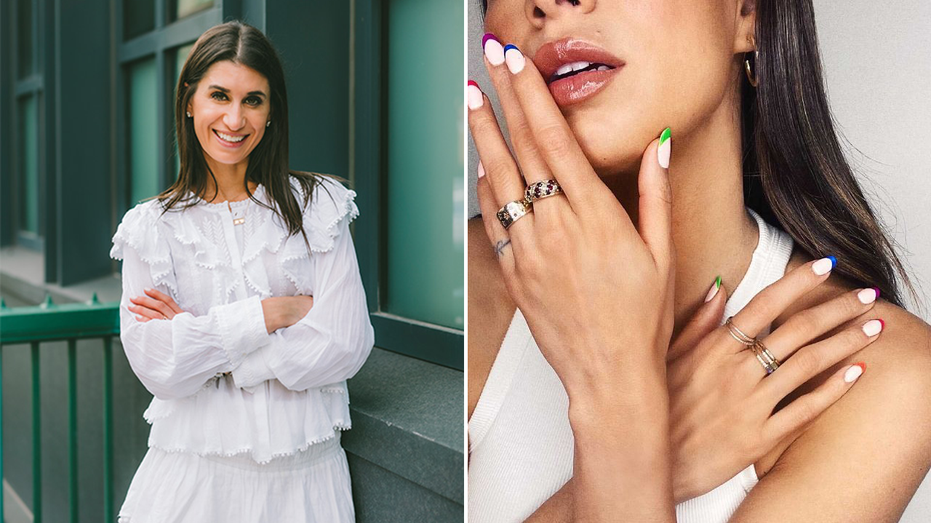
[{"xmin": 117, "ymin": 431, "xmax": 354, "ymax": 522}]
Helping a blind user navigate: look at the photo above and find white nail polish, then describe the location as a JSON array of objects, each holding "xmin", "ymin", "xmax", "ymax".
[
  {"xmin": 657, "ymin": 128, "xmax": 671, "ymax": 169},
  {"xmin": 484, "ymin": 39, "xmax": 505, "ymax": 66},
  {"xmin": 477, "ymin": 161, "xmax": 485, "ymax": 178},
  {"xmin": 844, "ymin": 364, "xmax": 865, "ymax": 383},
  {"xmin": 812, "ymin": 257, "xmax": 835, "ymax": 276},
  {"xmin": 857, "ymin": 288, "xmax": 878, "ymax": 304},
  {"xmin": 467, "ymin": 83, "xmax": 484, "ymax": 110},
  {"xmin": 862, "ymin": 319, "xmax": 883, "ymax": 337},
  {"xmin": 504, "ymin": 45, "xmax": 525, "ymax": 74},
  {"xmin": 704, "ymin": 276, "xmax": 721, "ymax": 303}
]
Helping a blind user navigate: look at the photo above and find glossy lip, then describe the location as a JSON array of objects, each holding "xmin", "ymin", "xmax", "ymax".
[
  {"xmin": 212, "ymin": 128, "xmax": 249, "ymax": 149},
  {"xmin": 533, "ymin": 38, "xmax": 625, "ymax": 107}
]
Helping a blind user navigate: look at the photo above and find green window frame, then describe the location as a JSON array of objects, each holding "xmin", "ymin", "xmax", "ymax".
[
  {"xmin": 352, "ymin": 0, "xmax": 464, "ymax": 371},
  {"xmin": 115, "ymin": 0, "xmax": 225, "ymax": 212}
]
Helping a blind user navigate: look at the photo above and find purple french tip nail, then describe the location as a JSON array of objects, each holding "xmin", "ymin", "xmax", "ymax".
[{"xmin": 482, "ymin": 33, "xmax": 499, "ymax": 48}]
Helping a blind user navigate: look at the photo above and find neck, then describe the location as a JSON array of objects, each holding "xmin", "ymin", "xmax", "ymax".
[
  {"xmin": 202, "ymin": 156, "xmax": 255, "ymax": 203},
  {"xmin": 604, "ymin": 92, "xmax": 760, "ymax": 335}
]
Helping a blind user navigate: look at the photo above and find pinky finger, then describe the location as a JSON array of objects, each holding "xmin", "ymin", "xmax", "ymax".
[{"xmin": 763, "ymin": 362, "xmax": 866, "ymax": 443}]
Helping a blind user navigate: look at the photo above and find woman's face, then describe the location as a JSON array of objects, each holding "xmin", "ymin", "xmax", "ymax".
[
  {"xmin": 484, "ymin": 0, "xmax": 753, "ymax": 176},
  {"xmin": 187, "ymin": 60, "xmax": 271, "ymax": 172}
]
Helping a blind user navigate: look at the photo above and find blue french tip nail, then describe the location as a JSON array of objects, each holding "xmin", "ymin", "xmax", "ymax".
[
  {"xmin": 503, "ymin": 44, "xmax": 519, "ymax": 54},
  {"xmin": 827, "ymin": 255, "xmax": 837, "ymax": 268}
]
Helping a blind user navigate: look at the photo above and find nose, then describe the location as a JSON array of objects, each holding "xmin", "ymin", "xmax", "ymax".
[
  {"xmin": 223, "ymin": 104, "xmax": 245, "ymax": 131},
  {"xmin": 525, "ymin": 0, "xmax": 595, "ymax": 28}
]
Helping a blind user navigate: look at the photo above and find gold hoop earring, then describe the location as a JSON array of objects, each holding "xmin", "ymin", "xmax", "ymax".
[{"xmin": 745, "ymin": 51, "xmax": 759, "ymax": 88}]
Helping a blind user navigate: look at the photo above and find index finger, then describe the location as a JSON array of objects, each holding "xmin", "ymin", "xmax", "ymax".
[
  {"xmin": 143, "ymin": 287, "xmax": 183, "ymax": 315},
  {"xmin": 501, "ymin": 44, "xmax": 617, "ymax": 212}
]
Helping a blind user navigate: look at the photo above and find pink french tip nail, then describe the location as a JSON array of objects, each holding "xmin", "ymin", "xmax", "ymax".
[
  {"xmin": 844, "ymin": 362, "xmax": 866, "ymax": 383},
  {"xmin": 467, "ymin": 80, "xmax": 484, "ymax": 110},
  {"xmin": 857, "ymin": 287, "xmax": 878, "ymax": 304},
  {"xmin": 483, "ymin": 35, "xmax": 505, "ymax": 66}
]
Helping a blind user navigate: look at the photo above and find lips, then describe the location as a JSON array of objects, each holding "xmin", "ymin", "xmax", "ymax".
[
  {"xmin": 213, "ymin": 129, "xmax": 248, "ymax": 148},
  {"xmin": 533, "ymin": 38, "xmax": 625, "ymax": 107}
]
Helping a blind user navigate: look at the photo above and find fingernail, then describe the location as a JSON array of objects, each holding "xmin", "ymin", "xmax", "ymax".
[
  {"xmin": 862, "ymin": 319, "xmax": 884, "ymax": 337},
  {"xmin": 504, "ymin": 44, "xmax": 525, "ymax": 74},
  {"xmin": 658, "ymin": 128, "xmax": 672, "ymax": 169},
  {"xmin": 478, "ymin": 161, "xmax": 485, "ymax": 178},
  {"xmin": 704, "ymin": 275, "xmax": 722, "ymax": 303},
  {"xmin": 467, "ymin": 80, "xmax": 484, "ymax": 110},
  {"xmin": 873, "ymin": 287, "xmax": 881, "ymax": 299},
  {"xmin": 857, "ymin": 287, "xmax": 878, "ymax": 304},
  {"xmin": 844, "ymin": 362, "xmax": 866, "ymax": 383},
  {"xmin": 483, "ymin": 33, "xmax": 505, "ymax": 66},
  {"xmin": 812, "ymin": 256, "xmax": 836, "ymax": 276}
]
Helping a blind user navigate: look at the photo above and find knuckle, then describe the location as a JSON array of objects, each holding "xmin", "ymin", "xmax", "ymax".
[
  {"xmin": 792, "ymin": 349, "xmax": 823, "ymax": 377},
  {"xmin": 536, "ymin": 124, "xmax": 573, "ymax": 158}
]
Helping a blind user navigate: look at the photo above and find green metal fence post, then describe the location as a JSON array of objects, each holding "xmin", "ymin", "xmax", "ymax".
[
  {"xmin": 68, "ymin": 338, "xmax": 78, "ymax": 523},
  {"xmin": 31, "ymin": 340, "xmax": 42, "ymax": 523},
  {"xmin": 103, "ymin": 337, "xmax": 114, "ymax": 523}
]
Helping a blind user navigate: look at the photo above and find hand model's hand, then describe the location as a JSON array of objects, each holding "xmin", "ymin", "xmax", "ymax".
[
  {"xmin": 470, "ymin": 35, "xmax": 677, "ymax": 520},
  {"xmin": 129, "ymin": 288, "xmax": 185, "ymax": 321},
  {"xmin": 469, "ymin": 37, "xmax": 676, "ymax": 400},
  {"xmin": 261, "ymin": 295, "xmax": 315, "ymax": 334},
  {"xmin": 667, "ymin": 259, "xmax": 881, "ymax": 502}
]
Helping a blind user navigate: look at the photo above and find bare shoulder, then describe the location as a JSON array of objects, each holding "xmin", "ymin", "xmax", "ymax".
[
  {"xmin": 468, "ymin": 217, "xmax": 516, "ymax": 421},
  {"xmin": 739, "ymin": 251, "xmax": 931, "ymax": 522}
]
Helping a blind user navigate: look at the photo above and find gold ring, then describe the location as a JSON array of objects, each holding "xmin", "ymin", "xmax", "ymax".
[
  {"xmin": 725, "ymin": 316, "xmax": 756, "ymax": 346},
  {"xmin": 496, "ymin": 199, "xmax": 533, "ymax": 230}
]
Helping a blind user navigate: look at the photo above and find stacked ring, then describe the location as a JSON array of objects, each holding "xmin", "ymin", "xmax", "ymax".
[
  {"xmin": 496, "ymin": 199, "xmax": 533, "ymax": 229},
  {"xmin": 525, "ymin": 180, "xmax": 563, "ymax": 203},
  {"xmin": 752, "ymin": 341, "xmax": 781, "ymax": 375},
  {"xmin": 725, "ymin": 316, "xmax": 756, "ymax": 346}
]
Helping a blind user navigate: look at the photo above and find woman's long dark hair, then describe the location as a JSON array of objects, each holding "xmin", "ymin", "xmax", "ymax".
[
  {"xmin": 157, "ymin": 20, "xmax": 321, "ymax": 242},
  {"xmin": 743, "ymin": 0, "xmax": 914, "ymax": 307},
  {"xmin": 480, "ymin": 0, "xmax": 915, "ymax": 307}
]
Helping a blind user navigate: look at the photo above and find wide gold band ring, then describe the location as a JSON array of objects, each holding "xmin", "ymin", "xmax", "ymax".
[{"xmin": 496, "ymin": 199, "xmax": 533, "ymax": 230}]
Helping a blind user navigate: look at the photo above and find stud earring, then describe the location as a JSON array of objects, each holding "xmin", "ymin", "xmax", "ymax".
[
  {"xmin": 266, "ymin": 121, "xmax": 271, "ymax": 127},
  {"xmin": 186, "ymin": 111, "xmax": 192, "ymax": 118}
]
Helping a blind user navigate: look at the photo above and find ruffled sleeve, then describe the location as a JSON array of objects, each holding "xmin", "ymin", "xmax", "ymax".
[
  {"xmin": 112, "ymin": 201, "xmax": 271, "ymax": 400},
  {"xmin": 232, "ymin": 177, "xmax": 374, "ymax": 391}
]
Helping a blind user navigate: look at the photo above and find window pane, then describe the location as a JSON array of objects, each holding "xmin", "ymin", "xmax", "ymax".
[
  {"xmin": 17, "ymin": 0, "xmax": 34, "ymax": 78},
  {"xmin": 123, "ymin": 0, "xmax": 154, "ymax": 40},
  {"xmin": 172, "ymin": 44, "xmax": 194, "ymax": 179},
  {"xmin": 18, "ymin": 95, "xmax": 39, "ymax": 234},
  {"xmin": 173, "ymin": 0, "xmax": 213, "ymax": 21},
  {"xmin": 128, "ymin": 58, "xmax": 159, "ymax": 204},
  {"xmin": 384, "ymin": 0, "xmax": 464, "ymax": 329}
]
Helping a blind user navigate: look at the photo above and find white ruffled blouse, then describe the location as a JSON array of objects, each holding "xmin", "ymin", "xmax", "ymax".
[{"xmin": 110, "ymin": 176, "xmax": 374, "ymax": 463}]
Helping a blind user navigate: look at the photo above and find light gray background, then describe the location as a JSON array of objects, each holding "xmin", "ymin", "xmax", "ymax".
[{"xmin": 467, "ymin": 1, "xmax": 931, "ymax": 519}]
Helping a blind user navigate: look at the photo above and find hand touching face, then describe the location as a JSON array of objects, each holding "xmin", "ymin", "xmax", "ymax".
[{"xmin": 483, "ymin": 0, "xmax": 756, "ymax": 177}]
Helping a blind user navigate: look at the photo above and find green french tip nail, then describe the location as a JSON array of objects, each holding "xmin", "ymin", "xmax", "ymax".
[
  {"xmin": 715, "ymin": 275, "xmax": 722, "ymax": 289},
  {"xmin": 660, "ymin": 127, "xmax": 672, "ymax": 145}
]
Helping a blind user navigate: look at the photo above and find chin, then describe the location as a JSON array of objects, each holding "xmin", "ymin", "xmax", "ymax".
[{"xmin": 568, "ymin": 119, "xmax": 646, "ymax": 178}]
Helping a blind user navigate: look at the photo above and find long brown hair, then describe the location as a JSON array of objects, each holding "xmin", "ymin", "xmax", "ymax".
[
  {"xmin": 742, "ymin": 0, "xmax": 915, "ymax": 307},
  {"xmin": 158, "ymin": 20, "xmax": 322, "ymax": 241}
]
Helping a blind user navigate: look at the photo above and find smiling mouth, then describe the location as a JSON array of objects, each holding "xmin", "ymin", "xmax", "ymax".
[
  {"xmin": 549, "ymin": 61, "xmax": 616, "ymax": 84},
  {"xmin": 213, "ymin": 129, "xmax": 247, "ymax": 144}
]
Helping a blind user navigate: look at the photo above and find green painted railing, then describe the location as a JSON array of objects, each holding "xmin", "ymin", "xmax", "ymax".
[{"xmin": 0, "ymin": 294, "xmax": 120, "ymax": 523}]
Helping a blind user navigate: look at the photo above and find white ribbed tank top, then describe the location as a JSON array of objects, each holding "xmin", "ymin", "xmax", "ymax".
[{"xmin": 469, "ymin": 209, "xmax": 796, "ymax": 523}]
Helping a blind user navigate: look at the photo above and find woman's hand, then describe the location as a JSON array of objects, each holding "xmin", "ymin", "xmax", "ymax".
[
  {"xmin": 129, "ymin": 288, "xmax": 185, "ymax": 321},
  {"xmin": 469, "ymin": 35, "xmax": 677, "ymax": 520},
  {"xmin": 469, "ymin": 36, "xmax": 675, "ymax": 401},
  {"xmin": 667, "ymin": 259, "xmax": 882, "ymax": 502},
  {"xmin": 260, "ymin": 295, "xmax": 315, "ymax": 334}
]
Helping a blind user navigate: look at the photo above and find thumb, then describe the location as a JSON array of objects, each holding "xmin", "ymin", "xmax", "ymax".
[
  {"xmin": 667, "ymin": 277, "xmax": 727, "ymax": 362},
  {"xmin": 638, "ymin": 128, "xmax": 674, "ymax": 271}
]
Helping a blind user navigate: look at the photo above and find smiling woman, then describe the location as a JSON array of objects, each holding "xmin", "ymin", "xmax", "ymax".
[{"xmin": 110, "ymin": 21, "xmax": 374, "ymax": 522}]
